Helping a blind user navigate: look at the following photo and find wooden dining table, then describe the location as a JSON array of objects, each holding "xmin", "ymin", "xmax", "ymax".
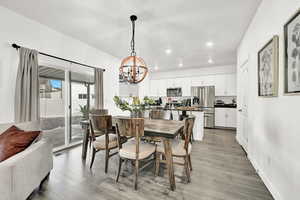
[{"xmin": 80, "ymin": 117, "xmax": 184, "ymax": 191}]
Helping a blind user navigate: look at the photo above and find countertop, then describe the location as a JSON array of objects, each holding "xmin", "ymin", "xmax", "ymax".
[
  {"xmin": 214, "ymin": 104, "xmax": 237, "ymax": 108},
  {"xmin": 163, "ymin": 106, "xmax": 212, "ymax": 112}
]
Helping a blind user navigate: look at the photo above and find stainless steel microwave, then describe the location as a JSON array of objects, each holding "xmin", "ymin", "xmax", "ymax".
[{"xmin": 167, "ymin": 88, "xmax": 182, "ymax": 97}]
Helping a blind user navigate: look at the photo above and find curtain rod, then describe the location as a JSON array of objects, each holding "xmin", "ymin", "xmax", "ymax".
[{"xmin": 11, "ymin": 43, "xmax": 105, "ymax": 72}]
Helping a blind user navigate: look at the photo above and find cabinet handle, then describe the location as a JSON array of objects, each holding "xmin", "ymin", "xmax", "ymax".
[{"xmin": 238, "ymin": 109, "xmax": 242, "ymax": 112}]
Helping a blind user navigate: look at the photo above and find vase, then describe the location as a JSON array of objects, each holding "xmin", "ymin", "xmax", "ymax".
[{"xmin": 130, "ymin": 111, "xmax": 144, "ymax": 118}]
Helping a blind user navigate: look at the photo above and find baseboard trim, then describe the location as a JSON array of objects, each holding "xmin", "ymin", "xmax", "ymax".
[
  {"xmin": 247, "ymin": 154, "xmax": 282, "ymax": 200},
  {"xmin": 236, "ymin": 134, "xmax": 247, "ymax": 151}
]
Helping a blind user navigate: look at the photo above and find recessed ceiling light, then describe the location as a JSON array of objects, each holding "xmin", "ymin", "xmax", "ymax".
[
  {"xmin": 206, "ymin": 41, "xmax": 214, "ymax": 47},
  {"xmin": 165, "ymin": 48, "xmax": 172, "ymax": 55},
  {"xmin": 179, "ymin": 63, "xmax": 183, "ymax": 67},
  {"xmin": 208, "ymin": 58, "xmax": 214, "ymax": 64},
  {"xmin": 154, "ymin": 66, "xmax": 159, "ymax": 70}
]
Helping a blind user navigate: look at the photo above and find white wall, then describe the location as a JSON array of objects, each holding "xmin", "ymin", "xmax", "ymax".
[
  {"xmin": 0, "ymin": 6, "xmax": 120, "ymax": 123},
  {"xmin": 237, "ymin": 0, "xmax": 300, "ymax": 199}
]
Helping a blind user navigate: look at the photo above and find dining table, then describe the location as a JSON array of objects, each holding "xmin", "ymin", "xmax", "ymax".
[{"xmin": 80, "ymin": 116, "xmax": 184, "ymax": 191}]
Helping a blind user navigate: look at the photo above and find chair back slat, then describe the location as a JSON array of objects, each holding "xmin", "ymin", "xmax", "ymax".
[
  {"xmin": 116, "ymin": 118, "xmax": 144, "ymax": 137},
  {"xmin": 90, "ymin": 115, "xmax": 112, "ymax": 130},
  {"xmin": 90, "ymin": 109, "xmax": 108, "ymax": 115},
  {"xmin": 149, "ymin": 109, "xmax": 165, "ymax": 120},
  {"xmin": 89, "ymin": 115, "xmax": 112, "ymax": 141},
  {"xmin": 183, "ymin": 116, "xmax": 195, "ymax": 150}
]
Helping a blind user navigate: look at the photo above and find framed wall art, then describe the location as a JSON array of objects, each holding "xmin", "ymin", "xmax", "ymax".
[
  {"xmin": 258, "ymin": 35, "xmax": 279, "ymax": 97},
  {"xmin": 284, "ymin": 9, "xmax": 300, "ymax": 94}
]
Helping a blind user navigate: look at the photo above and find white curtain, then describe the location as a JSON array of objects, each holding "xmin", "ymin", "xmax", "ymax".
[
  {"xmin": 95, "ymin": 68, "xmax": 104, "ymax": 109},
  {"xmin": 14, "ymin": 47, "xmax": 40, "ymax": 123}
]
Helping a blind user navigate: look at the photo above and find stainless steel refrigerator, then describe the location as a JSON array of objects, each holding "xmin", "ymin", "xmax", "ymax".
[{"xmin": 191, "ymin": 86, "xmax": 215, "ymax": 128}]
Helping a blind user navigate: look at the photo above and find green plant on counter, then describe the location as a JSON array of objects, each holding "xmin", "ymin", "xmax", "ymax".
[
  {"xmin": 113, "ymin": 96, "xmax": 155, "ymax": 112},
  {"xmin": 79, "ymin": 105, "xmax": 89, "ymax": 120}
]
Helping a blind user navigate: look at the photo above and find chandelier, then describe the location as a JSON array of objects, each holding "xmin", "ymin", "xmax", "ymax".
[{"xmin": 119, "ymin": 15, "xmax": 148, "ymax": 84}]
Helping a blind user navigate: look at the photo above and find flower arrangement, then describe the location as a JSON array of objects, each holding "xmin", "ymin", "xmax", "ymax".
[{"xmin": 113, "ymin": 96, "xmax": 155, "ymax": 117}]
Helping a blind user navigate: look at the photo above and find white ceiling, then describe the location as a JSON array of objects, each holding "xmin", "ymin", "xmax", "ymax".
[{"xmin": 0, "ymin": 0, "xmax": 261, "ymax": 71}]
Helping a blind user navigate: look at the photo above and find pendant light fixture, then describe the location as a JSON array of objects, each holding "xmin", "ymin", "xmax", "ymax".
[{"xmin": 119, "ymin": 15, "xmax": 148, "ymax": 84}]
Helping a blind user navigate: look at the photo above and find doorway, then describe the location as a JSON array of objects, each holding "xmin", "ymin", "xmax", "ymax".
[{"xmin": 237, "ymin": 59, "xmax": 249, "ymax": 152}]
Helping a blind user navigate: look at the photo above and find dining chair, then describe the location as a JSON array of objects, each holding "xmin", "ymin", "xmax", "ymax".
[
  {"xmin": 89, "ymin": 108, "xmax": 108, "ymax": 115},
  {"xmin": 149, "ymin": 109, "xmax": 166, "ymax": 120},
  {"xmin": 88, "ymin": 109, "xmax": 109, "ymax": 147},
  {"xmin": 89, "ymin": 115, "xmax": 127, "ymax": 173},
  {"xmin": 115, "ymin": 118, "xmax": 156, "ymax": 190},
  {"xmin": 147, "ymin": 109, "xmax": 167, "ymax": 143},
  {"xmin": 178, "ymin": 113, "xmax": 195, "ymax": 143},
  {"xmin": 155, "ymin": 116, "xmax": 195, "ymax": 183}
]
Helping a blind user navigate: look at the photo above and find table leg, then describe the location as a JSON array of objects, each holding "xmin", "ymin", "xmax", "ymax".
[
  {"xmin": 163, "ymin": 138, "xmax": 176, "ymax": 191},
  {"xmin": 82, "ymin": 126, "xmax": 89, "ymax": 160}
]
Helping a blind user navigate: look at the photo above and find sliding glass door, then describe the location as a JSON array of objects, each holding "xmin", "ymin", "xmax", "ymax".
[
  {"xmin": 39, "ymin": 64, "xmax": 95, "ymax": 150},
  {"xmin": 70, "ymin": 82, "xmax": 89, "ymax": 144},
  {"xmin": 39, "ymin": 66, "xmax": 66, "ymax": 148},
  {"xmin": 69, "ymin": 66, "xmax": 95, "ymax": 145}
]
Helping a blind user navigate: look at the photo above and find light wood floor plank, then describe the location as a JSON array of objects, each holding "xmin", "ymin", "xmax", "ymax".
[{"xmin": 30, "ymin": 129, "xmax": 274, "ymax": 200}]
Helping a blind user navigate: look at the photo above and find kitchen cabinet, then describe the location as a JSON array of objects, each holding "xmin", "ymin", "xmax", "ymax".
[
  {"xmin": 214, "ymin": 75, "xmax": 227, "ymax": 96},
  {"xmin": 173, "ymin": 77, "xmax": 190, "ymax": 96},
  {"xmin": 191, "ymin": 76, "xmax": 214, "ymax": 87},
  {"xmin": 225, "ymin": 74, "xmax": 237, "ymax": 96},
  {"xmin": 215, "ymin": 108, "xmax": 226, "ymax": 127},
  {"xmin": 226, "ymin": 108, "xmax": 237, "ymax": 128},
  {"xmin": 214, "ymin": 74, "xmax": 237, "ymax": 96},
  {"xmin": 149, "ymin": 79, "xmax": 166, "ymax": 96},
  {"xmin": 215, "ymin": 108, "xmax": 236, "ymax": 128},
  {"xmin": 149, "ymin": 80, "xmax": 158, "ymax": 96},
  {"xmin": 147, "ymin": 73, "xmax": 236, "ymax": 97}
]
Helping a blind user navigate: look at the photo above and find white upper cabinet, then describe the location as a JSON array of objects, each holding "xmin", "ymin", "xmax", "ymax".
[
  {"xmin": 214, "ymin": 74, "xmax": 237, "ymax": 96},
  {"xmin": 149, "ymin": 80, "xmax": 158, "ymax": 96},
  {"xmin": 214, "ymin": 75, "xmax": 227, "ymax": 96},
  {"xmin": 191, "ymin": 77, "xmax": 204, "ymax": 86},
  {"xmin": 201, "ymin": 75, "xmax": 215, "ymax": 86},
  {"xmin": 157, "ymin": 79, "xmax": 166, "ymax": 96},
  {"xmin": 191, "ymin": 75, "xmax": 215, "ymax": 87},
  {"xmin": 174, "ymin": 77, "xmax": 191, "ymax": 96},
  {"xmin": 149, "ymin": 79, "xmax": 165, "ymax": 96},
  {"xmin": 148, "ymin": 73, "xmax": 236, "ymax": 97},
  {"xmin": 225, "ymin": 74, "xmax": 237, "ymax": 96}
]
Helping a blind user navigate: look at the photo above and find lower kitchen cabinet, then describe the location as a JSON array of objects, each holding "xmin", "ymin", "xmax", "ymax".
[{"xmin": 215, "ymin": 108, "xmax": 236, "ymax": 128}]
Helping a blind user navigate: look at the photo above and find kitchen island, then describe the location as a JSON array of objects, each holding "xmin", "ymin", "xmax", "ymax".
[{"xmin": 163, "ymin": 107, "xmax": 204, "ymax": 141}]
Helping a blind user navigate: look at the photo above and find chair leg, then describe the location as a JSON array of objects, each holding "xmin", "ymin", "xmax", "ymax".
[
  {"xmin": 188, "ymin": 154, "xmax": 193, "ymax": 171},
  {"xmin": 89, "ymin": 137, "xmax": 92, "ymax": 149},
  {"xmin": 190, "ymin": 131, "xmax": 194, "ymax": 143},
  {"xmin": 134, "ymin": 160, "xmax": 139, "ymax": 190},
  {"xmin": 155, "ymin": 152, "xmax": 160, "ymax": 176},
  {"xmin": 184, "ymin": 156, "xmax": 191, "ymax": 183},
  {"xmin": 90, "ymin": 148, "xmax": 96, "ymax": 169},
  {"xmin": 116, "ymin": 157, "xmax": 123, "ymax": 182},
  {"xmin": 105, "ymin": 149, "xmax": 110, "ymax": 173}
]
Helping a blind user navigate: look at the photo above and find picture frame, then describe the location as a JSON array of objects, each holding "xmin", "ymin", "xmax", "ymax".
[
  {"xmin": 257, "ymin": 35, "xmax": 279, "ymax": 97},
  {"xmin": 284, "ymin": 9, "xmax": 300, "ymax": 95}
]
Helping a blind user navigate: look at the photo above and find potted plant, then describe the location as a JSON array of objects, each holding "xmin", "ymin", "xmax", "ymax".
[
  {"xmin": 113, "ymin": 96, "xmax": 155, "ymax": 118},
  {"xmin": 79, "ymin": 105, "xmax": 89, "ymax": 120}
]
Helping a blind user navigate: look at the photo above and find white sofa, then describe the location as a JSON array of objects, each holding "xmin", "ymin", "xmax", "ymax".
[{"xmin": 0, "ymin": 121, "xmax": 53, "ymax": 200}]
